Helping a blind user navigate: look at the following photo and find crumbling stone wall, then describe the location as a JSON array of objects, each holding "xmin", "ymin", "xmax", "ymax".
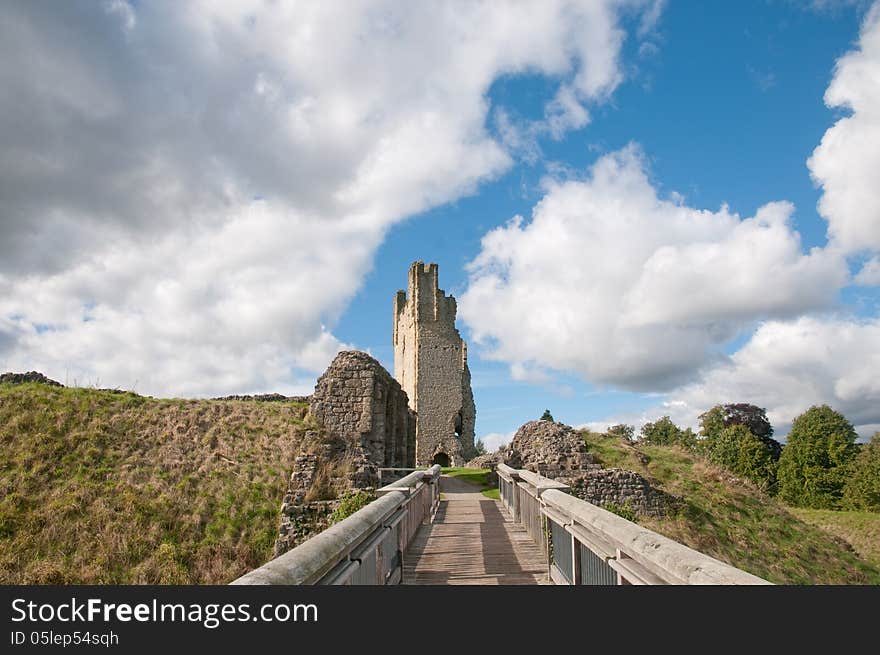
[
  {"xmin": 393, "ymin": 261, "xmax": 476, "ymax": 466},
  {"xmin": 0, "ymin": 371, "xmax": 62, "ymax": 386},
  {"xmin": 274, "ymin": 351, "xmax": 416, "ymax": 558},
  {"xmin": 570, "ymin": 469, "xmax": 675, "ymax": 518},
  {"xmin": 503, "ymin": 420, "xmax": 676, "ymax": 518},
  {"xmin": 309, "ymin": 350, "xmax": 416, "ymax": 470},
  {"xmin": 275, "ymin": 453, "xmax": 338, "ymax": 556},
  {"xmin": 504, "ymin": 420, "xmax": 599, "ymax": 479}
]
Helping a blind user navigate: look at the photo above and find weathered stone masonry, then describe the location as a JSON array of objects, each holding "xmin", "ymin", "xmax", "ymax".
[
  {"xmin": 309, "ymin": 350, "xmax": 416, "ymax": 470},
  {"xmin": 393, "ymin": 261, "xmax": 476, "ymax": 466},
  {"xmin": 275, "ymin": 350, "xmax": 417, "ymax": 556},
  {"xmin": 502, "ymin": 420, "xmax": 677, "ymax": 518}
]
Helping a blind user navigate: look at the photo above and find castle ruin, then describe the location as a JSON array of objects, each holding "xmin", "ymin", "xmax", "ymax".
[
  {"xmin": 309, "ymin": 350, "xmax": 416, "ymax": 471},
  {"xmin": 393, "ymin": 261, "xmax": 476, "ymax": 466}
]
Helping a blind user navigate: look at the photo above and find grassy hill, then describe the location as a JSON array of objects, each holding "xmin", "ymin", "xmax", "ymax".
[
  {"xmin": 3, "ymin": 382, "xmax": 878, "ymax": 585},
  {"xmin": 580, "ymin": 430, "xmax": 880, "ymax": 584},
  {"xmin": 0, "ymin": 383, "xmax": 312, "ymax": 584}
]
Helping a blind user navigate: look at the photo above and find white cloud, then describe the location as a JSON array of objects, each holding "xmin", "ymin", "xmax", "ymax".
[
  {"xmin": 460, "ymin": 144, "xmax": 847, "ymax": 391},
  {"xmin": 673, "ymin": 316, "xmax": 880, "ymax": 436},
  {"xmin": 478, "ymin": 431, "xmax": 516, "ymax": 453},
  {"xmin": 582, "ymin": 317, "xmax": 880, "ymax": 440},
  {"xmin": 0, "ymin": 1, "xmax": 659, "ymax": 396},
  {"xmin": 855, "ymin": 256, "xmax": 880, "ymax": 284},
  {"xmin": 808, "ymin": 3, "xmax": 880, "ymax": 253}
]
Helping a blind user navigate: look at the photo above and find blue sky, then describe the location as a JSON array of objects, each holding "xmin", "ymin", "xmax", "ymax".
[
  {"xmin": 1, "ymin": 1, "xmax": 879, "ymax": 447},
  {"xmin": 334, "ymin": 1, "xmax": 879, "ymax": 444}
]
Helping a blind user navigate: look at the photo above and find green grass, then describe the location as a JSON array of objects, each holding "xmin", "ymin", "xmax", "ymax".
[
  {"xmin": 441, "ymin": 466, "xmax": 491, "ymax": 486},
  {"xmin": 441, "ymin": 466, "xmax": 499, "ymax": 499},
  {"xmin": 789, "ymin": 508, "xmax": 880, "ymax": 570},
  {"xmin": 577, "ymin": 429, "xmax": 880, "ymax": 584},
  {"xmin": 0, "ymin": 383, "xmax": 314, "ymax": 584}
]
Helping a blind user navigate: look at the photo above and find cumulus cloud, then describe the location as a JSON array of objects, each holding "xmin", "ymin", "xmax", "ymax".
[
  {"xmin": 808, "ymin": 3, "xmax": 880, "ymax": 253},
  {"xmin": 478, "ymin": 431, "xmax": 516, "ymax": 453},
  {"xmin": 855, "ymin": 256, "xmax": 880, "ymax": 284},
  {"xmin": 460, "ymin": 144, "xmax": 847, "ymax": 391},
  {"xmin": 0, "ymin": 0, "xmax": 658, "ymax": 396},
  {"xmin": 588, "ymin": 317, "xmax": 880, "ymax": 440}
]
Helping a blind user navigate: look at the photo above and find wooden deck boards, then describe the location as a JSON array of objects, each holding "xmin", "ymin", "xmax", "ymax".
[{"xmin": 402, "ymin": 475, "xmax": 549, "ymax": 585}]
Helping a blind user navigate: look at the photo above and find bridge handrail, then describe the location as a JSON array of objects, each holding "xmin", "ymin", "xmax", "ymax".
[
  {"xmin": 231, "ymin": 465, "xmax": 441, "ymax": 585},
  {"xmin": 496, "ymin": 464, "xmax": 770, "ymax": 585}
]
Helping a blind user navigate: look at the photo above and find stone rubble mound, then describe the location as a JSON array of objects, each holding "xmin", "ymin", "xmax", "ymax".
[
  {"xmin": 503, "ymin": 420, "xmax": 599, "ymax": 478},
  {"xmin": 0, "ymin": 371, "xmax": 63, "ymax": 387},
  {"xmin": 496, "ymin": 419, "xmax": 676, "ymax": 518}
]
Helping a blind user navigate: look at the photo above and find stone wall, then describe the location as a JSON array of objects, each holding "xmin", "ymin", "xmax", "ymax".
[
  {"xmin": 393, "ymin": 261, "xmax": 475, "ymax": 466},
  {"xmin": 0, "ymin": 371, "xmax": 62, "ymax": 386},
  {"xmin": 309, "ymin": 350, "xmax": 416, "ymax": 470},
  {"xmin": 503, "ymin": 420, "xmax": 676, "ymax": 518},
  {"xmin": 504, "ymin": 420, "xmax": 599, "ymax": 479},
  {"xmin": 570, "ymin": 469, "xmax": 675, "ymax": 518},
  {"xmin": 274, "ymin": 350, "xmax": 416, "ymax": 558},
  {"xmin": 275, "ymin": 452, "xmax": 338, "ymax": 556}
]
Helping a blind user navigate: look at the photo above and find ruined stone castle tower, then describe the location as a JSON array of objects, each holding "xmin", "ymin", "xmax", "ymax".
[{"xmin": 393, "ymin": 262, "xmax": 476, "ymax": 466}]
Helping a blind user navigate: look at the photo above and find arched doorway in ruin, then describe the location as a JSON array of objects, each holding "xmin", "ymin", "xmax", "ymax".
[{"xmin": 432, "ymin": 452, "xmax": 450, "ymax": 467}]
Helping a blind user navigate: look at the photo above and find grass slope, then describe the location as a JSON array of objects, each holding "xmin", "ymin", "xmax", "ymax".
[
  {"xmin": 579, "ymin": 431, "xmax": 880, "ymax": 584},
  {"xmin": 789, "ymin": 508, "xmax": 880, "ymax": 571},
  {"xmin": 0, "ymin": 383, "xmax": 309, "ymax": 584}
]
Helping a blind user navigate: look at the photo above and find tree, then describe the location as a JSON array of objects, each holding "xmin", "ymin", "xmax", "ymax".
[
  {"xmin": 706, "ymin": 424, "xmax": 778, "ymax": 492},
  {"xmin": 473, "ymin": 438, "xmax": 487, "ymax": 457},
  {"xmin": 640, "ymin": 416, "xmax": 695, "ymax": 448},
  {"xmin": 699, "ymin": 403, "xmax": 781, "ymax": 459},
  {"xmin": 540, "ymin": 409, "xmax": 554, "ymax": 422},
  {"xmin": 606, "ymin": 424, "xmax": 635, "ymax": 443},
  {"xmin": 843, "ymin": 433, "xmax": 880, "ymax": 512},
  {"xmin": 777, "ymin": 405, "xmax": 859, "ymax": 509}
]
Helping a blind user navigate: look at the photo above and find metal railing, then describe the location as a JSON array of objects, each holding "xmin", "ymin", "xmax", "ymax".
[
  {"xmin": 496, "ymin": 463, "xmax": 770, "ymax": 585},
  {"xmin": 231, "ymin": 465, "xmax": 441, "ymax": 585}
]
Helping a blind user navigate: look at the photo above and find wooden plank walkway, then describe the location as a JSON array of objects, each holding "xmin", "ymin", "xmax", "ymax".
[{"xmin": 402, "ymin": 475, "xmax": 549, "ymax": 585}]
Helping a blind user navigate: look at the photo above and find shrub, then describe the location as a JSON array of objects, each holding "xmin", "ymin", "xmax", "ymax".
[
  {"xmin": 843, "ymin": 433, "xmax": 880, "ymax": 512},
  {"xmin": 540, "ymin": 409, "xmax": 554, "ymax": 422},
  {"xmin": 640, "ymin": 416, "xmax": 696, "ymax": 448},
  {"xmin": 777, "ymin": 405, "xmax": 859, "ymax": 509},
  {"xmin": 699, "ymin": 403, "xmax": 781, "ymax": 459},
  {"xmin": 607, "ymin": 424, "xmax": 635, "ymax": 443},
  {"xmin": 329, "ymin": 490, "xmax": 375, "ymax": 524},
  {"xmin": 602, "ymin": 501, "xmax": 638, "ymax": 523},
  {"xmin": 705, "ymin": 424, "xmax": 778, "ymax": 492}
]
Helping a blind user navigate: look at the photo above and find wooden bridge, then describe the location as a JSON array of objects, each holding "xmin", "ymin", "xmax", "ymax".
[{"xmin": 232, "ymin": 464, "xmax": 769, "ymax": 586}]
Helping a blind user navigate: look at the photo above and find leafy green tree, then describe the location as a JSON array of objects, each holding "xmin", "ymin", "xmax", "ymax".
[
  {"xmin": 699, "ymin": 403, "xmax": 781, "ymax": 459},
  {"xmin": 843, "ymin": 433, "xmax": 880, "ymax": 512},
  {"xmin": 606, "ymin": 424, "xmax": 635, "ymax": 443},
  {"xmin": 706, "ymin": 424, "xmax": 778, "ymax": 492},
  {"xmin": 640, "ymin": 416, "xmax": 695, "ymax": 448},
  {"xmin": 473, "ymin": 438, "xmax": 487, "ymax": 457},
  {"xmin": 540, "ymin": 409, "xmax": 554, "ymax": 422},
  {"xmin": 777, "ymin": 405, "xmax": 859, "ymax": 509}
]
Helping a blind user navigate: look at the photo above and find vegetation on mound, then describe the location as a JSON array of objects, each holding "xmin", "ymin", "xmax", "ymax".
[
  {"xmin": 777, "ymin": 405, "xmax": 859, "ymax": 509},
  {"xmin": 843, "ymin": 434, "xmax": 880, "ymax": 512},
  {"xmin": 0, "ymin": 383, "xmax": 315, "ymax": 584},
  {"xmin": 329, "ymin": 490, "xmax": 375, "ymax": 524},
  {"xmin": 578, "ymin": 429, "xmax": 880, "ymax": 584}
]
